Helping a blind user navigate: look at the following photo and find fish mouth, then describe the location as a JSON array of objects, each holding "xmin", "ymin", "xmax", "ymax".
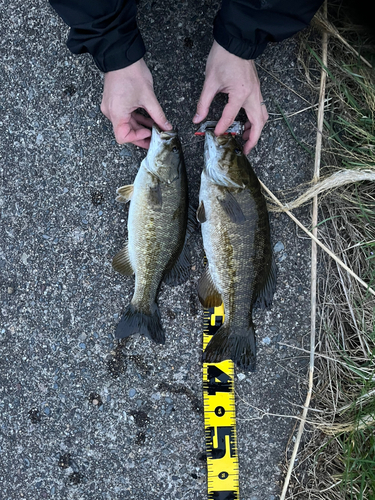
[
  {"xmin": 205, "ymin": 130, "xmax": 230, "ymax": 146},
  {"xmin": 204, "ymin": 131, "xmax": 243, "ymax": 188},
  {"xmin": 152, "ymin": 125, "xmax": 177, "ymax": 141},
  {"xmin": 204, "ymin": 130, "xmax": 221, "ymax": 163}
]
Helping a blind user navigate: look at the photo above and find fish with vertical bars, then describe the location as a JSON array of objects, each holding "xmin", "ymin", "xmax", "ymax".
[
  {"xmin": 197, "ymin": 131, "xmax": 276, "ymax": 371},
  {"xmin": 112, "ymin": 125, "xmax": 191, "ymax": 344}
]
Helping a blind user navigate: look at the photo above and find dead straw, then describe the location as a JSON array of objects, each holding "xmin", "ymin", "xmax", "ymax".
[
  {"xmin": 260, "ymin": 179, "xmax": 375, "ymax": 298},
  {"xmin": 279, "ymin": 3, "xmax": 328, "ymax": 497},
  {"xmin": 312, "ymin": 11, "xmax": 373, "ymax": 69},
  {"xmin": 268, "ymin": 169, "xmax": 375, "ymax": 212}
]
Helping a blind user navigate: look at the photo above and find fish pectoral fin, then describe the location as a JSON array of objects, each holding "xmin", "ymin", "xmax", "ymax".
[
  {"xmin": 254, "ymin": 253, "xmax": 277, "ymax": 309},
  {"xmin": 112, "ymin": 244, "xmax": 134, "ymax": 276},
  {"xmin": 197, "ymin": 268, "xmax": 222, "ymax": 308},
  {"xmin": 163, "ymin": 243, "xmax": 191, "ymax": 286},
  {"xmin": 196, "ymin": 201, "xmax": 206, "ymax": 223},
  {"xmin": 116, "ymin": 184, "xmax": 134, "ymax": 203},
  {"xmin": 148, "ymin": 183, "xmax": 163, "ymax": 208},
  {"xmin": 218, "ymin": 190, "xmax": 246, "ymax": 223}
]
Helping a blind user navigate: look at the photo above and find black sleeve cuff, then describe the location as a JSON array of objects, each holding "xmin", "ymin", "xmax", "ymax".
[
  {"xmin": 50, "ymin": 0, "xmax": 146, "ymax": 72},
  {"xmin": 90, "ymin": 32, "xmax": 146, "ymax": 72},
  {"xmin": 213, "ymin": 0, "xmax": 324, "ymax": 60},
  {"xmin": 213, "ymin": 13, "xmax": 267, "ymax": 60}
]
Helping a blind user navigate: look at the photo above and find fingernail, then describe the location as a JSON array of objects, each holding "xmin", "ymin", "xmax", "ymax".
[
  {"xmin": 164, "ymin": 121, "xmax": 173, "ymax": 130},
  {"xmin": 192, "ymin": 113, "xmax": 201, "ymax": 123}
]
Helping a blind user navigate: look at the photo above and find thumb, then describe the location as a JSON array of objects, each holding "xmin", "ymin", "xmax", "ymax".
[
  {"xmin": 144, "ymin": 92, "xmax": 172, "ymax": 131},
  {"xmin": 193, "ymin": 82, "xmax": 217, "ymax": 124}
]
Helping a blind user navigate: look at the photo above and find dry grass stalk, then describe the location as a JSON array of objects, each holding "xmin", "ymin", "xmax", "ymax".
[
  {"xmin": 255, "ymin": 62, "xmax": 312, "ymax": 105},
  {"xmin": 316, "ymin": 413, "xmax": 375, "ymax": 435},
  {"xmin": 280, "ymin": 3, "xmax": 328, "ymax": 498},
  {"xmin": 287, "ymin": 189, "xmax": 375, "ymax": 498},
  {"xmin": 259, "ymin": 180, "xmax": 375, "ymax": 297},
  {"xmin": 268, "ymin": 168, "xmax": 375, "ymax": 212},
  {"xmin": 312, "ymin": 10, "xmax": 373, "ymax": 68}
]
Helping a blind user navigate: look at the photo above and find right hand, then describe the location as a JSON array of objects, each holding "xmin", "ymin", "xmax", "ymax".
[
  {"xmin": 101, "ymin": 58, "xmax": 172, "ymax": 149},
  {"xmin": 193, "ymin": 41, "xmax": 268, "ymax": 154}
]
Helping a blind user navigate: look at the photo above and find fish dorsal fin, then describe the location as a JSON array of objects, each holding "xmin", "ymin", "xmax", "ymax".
[
  {"xmin": 112, "ymin": 244, "xmax": 134, "ymax": 276},
  {"xmin": 197, "ymin": 267, "xmax": 222, "ymax": 308},
  {"xmin": 196, "ymin": 201, "xmax": 206, "ymax": 223},
  {"xmin": 163, "ymin": 242, "xmax": 191, "ymax": 286},
  {"xmin": 116, "ymin": 184, "xmax": 134, "ymax": 203},
  {"xmin": 218, "ymin": 190, "xmax": 246, "ymax": 223},
  {"xmin": 253, "ymin": 254, "xmax": 277, "ymax": 309}
]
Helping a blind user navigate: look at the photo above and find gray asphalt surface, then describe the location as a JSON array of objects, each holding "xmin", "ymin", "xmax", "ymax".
[{"xmin": 1, "ymin": 1, "xmax": 318, "ymax": 498}]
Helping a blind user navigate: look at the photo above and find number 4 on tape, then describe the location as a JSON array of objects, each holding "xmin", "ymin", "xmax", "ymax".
[{"xmin": 203, "ymin": 304, "xmax": 240, "ymax": 500}]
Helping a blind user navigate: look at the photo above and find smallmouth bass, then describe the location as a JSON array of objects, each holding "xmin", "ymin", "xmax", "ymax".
[
  {"xmin": 113, "ymin": 125, "xmax": 190, "ymax": 343},
  {"xmin": 197, "ymin": 131, "xmax": 276, "ymax": 371}
]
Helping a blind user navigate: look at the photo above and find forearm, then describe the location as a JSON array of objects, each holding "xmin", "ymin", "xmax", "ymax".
[
  {"xmin": 49, "ymin": 0, "xmax": 146, "ymax": 72},
  {"xmin": 214, "ymin": 0, "xmax": 324, "ymax": 59}
]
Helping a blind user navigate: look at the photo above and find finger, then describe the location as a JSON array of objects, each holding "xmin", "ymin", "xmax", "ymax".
[
  {"xmin": 243, "ymin": 121, "xmax": 264, "ymax": 154},
  {"xmin": 261, "ymin": 103, "xmax": 269, "ymax": 123},
  {"xmin": 132, "ymin": 137, "xmax": 151, "ymax": 149},
  {"xmin": 242, "ymin": 100, "xmax": 268, "ymax": 154},
  {"xmin": 143, "ymin": 93, "xmax": 172, "ymax": 131},
  {"xmin": 214, "ymin": 97, "xmax": 242, "ymax": 136},
  {"xmin": 132, "ymin": 112, "xmax": 155, "ymax": 129},
  {"xmin": 193, "ymin": 82, "xmax": 217, "ymax": 124},
  {"xmin": 242, "ymin": 127, "xmax": 250, "ymax": 141},
  {"xmin": 243, "ymin": 121, "xmax": 251, "ymax": 132},
  {"xmin": 114, "ymin": 121, "xmax": 152, "ymax": 144}
]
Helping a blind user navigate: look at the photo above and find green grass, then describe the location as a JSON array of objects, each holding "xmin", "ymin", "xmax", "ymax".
[{"xmin": 339, "ymin": 372, "xmax": 375, "ymax": 500}]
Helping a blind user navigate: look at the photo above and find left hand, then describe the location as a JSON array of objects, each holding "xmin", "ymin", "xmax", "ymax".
[{"xmin": 193, "ymin": 40, "xmax": 268, "ymax": 155}]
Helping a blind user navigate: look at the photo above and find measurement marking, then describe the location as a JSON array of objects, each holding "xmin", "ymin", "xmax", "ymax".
[{"xmin": 203, "ymin": 304, "xmax": 240, "ymax": 499}]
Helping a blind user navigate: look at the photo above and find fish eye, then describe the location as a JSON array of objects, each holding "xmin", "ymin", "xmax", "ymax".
[
  {"xmin": 172, "ymin": 146, "xmax": 179, "ymax": 153},
  {"xmin": 234, "ymin": 148, "xmax": 242, "ymax": 156}
]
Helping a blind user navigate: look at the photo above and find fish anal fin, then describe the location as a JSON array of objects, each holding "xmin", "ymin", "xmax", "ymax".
[
  {"xmin": 116, "ymin": 184, "xmax": 134, "ymax": 203},
  {"xmin": 112, "ymin": 244, "xmax": 134, "ymax": 276},
  {"xmin": 164, "ymin": 243, "xmax": 191, "ymax": 286},
  {"xmin": 254, "ymin": 253, "xmax": 277, "ymax": 309},
  {"xmin": 197, "ymin": 268, "xmax": 222, "ymax": 308},
  {"xmin": 218, "ymin": 190, "xmax": 246, "ymax": 223},
  {"xmin": 196, "ymin": 201, "xmax": 206, "ymax": 223}
]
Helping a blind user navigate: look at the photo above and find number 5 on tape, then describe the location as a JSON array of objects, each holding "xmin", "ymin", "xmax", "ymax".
[{"xmin": 203, "ymin": 304, "xmax": 240, "ymax": 500}]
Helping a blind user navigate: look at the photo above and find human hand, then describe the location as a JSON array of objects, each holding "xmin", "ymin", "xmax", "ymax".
[
  {"xmin": 193, "ymin": 41, "xmax": 268, "ymax": 155},
  {"xmin": 100, "ymin": 58, "xmax": 172, "ymax": 149}
]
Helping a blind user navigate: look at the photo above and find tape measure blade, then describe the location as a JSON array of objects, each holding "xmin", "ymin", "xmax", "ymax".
[{"xmin": 203, "ymin": 305, "xmax": 240, "ymax": 500}]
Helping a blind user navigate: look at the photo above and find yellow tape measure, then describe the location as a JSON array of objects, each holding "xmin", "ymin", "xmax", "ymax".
[{"xmin": 203, "ymin": 304, "xmax": 240, "ymax": 500}]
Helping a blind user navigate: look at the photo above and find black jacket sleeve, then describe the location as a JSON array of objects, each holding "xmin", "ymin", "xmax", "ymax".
[
  {"xmin": 49, "ymin": 0, "xmax": 146, "ymax": 72},
  {"xmin": 214, "ymin": 0, "xmax": 324, "ymax": 59}
]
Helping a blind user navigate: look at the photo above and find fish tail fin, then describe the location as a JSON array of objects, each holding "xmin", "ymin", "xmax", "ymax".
[
  {"xmin": 203, "ymin": 323, "xmax": 256, "ymax": 372},
  {"xmin": 115, "ymin": 303, "xmax": 165, "ymax": 344}
]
